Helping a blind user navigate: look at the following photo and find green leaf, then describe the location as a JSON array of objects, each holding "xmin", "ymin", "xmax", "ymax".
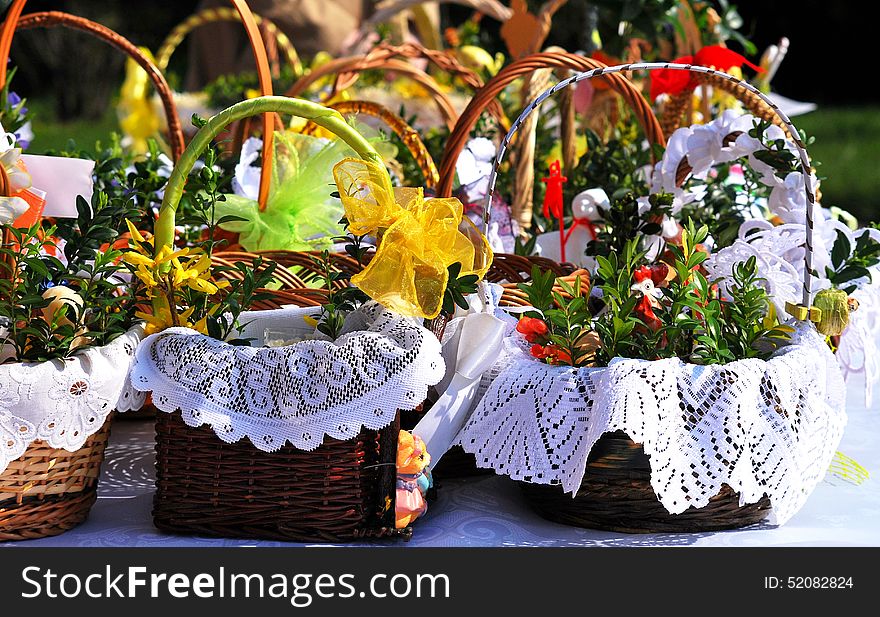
[
  {"xmin": 831, "ymin": 231, "xmax": 851, "ymax": 270},
  {"xmin": 215, "ymin": 215, "xmax": 249, "ymax": 226},
  {"xmin": 686, "ymin": 251, "xmax": 708, "ymax": 270},
  {"xmin": 25, "ymin": 258, "xmax": 49, "ymax": 278},
  {"xmin": 833, "ymin": 264, "xmax": 871, "ymax": 285}
]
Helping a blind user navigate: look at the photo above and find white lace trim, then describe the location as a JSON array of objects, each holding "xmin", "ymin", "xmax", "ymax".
[
  {"xmin": 0, "ymin": 326, "xmax": 145, "ymax": 474},
  {"xmin": 457, "ymin": 323, "xmax": 846, "ymax": 525},
  {"xmin": 131, "ymin": 303, "xmax": 445, "ymax": 452}
]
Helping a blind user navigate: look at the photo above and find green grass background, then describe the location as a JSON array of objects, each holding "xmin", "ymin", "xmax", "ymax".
[{"xmin": 23, "ymin": 99, "xmax": 880, "ymax": 225}]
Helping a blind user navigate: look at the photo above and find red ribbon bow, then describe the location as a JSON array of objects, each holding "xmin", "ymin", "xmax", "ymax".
[{"xmin": 649, "ymin": 46, "xmax": 764, "ymax": 102}]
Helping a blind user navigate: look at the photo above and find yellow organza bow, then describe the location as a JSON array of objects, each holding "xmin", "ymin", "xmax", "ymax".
[
  {"xmin": 333, "ymin": 158, "xmax": 492, "ymax": 319},
  {"xmin": 117, "ymin": 48, "xmax": 162, "ymax": 155}
]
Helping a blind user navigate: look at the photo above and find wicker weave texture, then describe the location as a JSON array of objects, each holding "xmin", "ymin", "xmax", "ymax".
[
  {"xmin": 153, "ymin": 411, "xmax": 407, "ymax": 542},
  {"xmin": 0, "ymin": 420, "xmax": 111, "ymax": 541},
  {"xmin": 520, "ymin": 431, "xmax": 771, "ymax": 533}
]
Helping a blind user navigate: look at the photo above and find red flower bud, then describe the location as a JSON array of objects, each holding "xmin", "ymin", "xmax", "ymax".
[{"xmin": 517, "ymin": 316, "xmax": 549, "ymax": 343}]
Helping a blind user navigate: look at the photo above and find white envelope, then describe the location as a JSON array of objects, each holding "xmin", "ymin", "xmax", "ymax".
[{"xmin": 21, "ymin": 154, "xmax": 95, "ymax": 218}]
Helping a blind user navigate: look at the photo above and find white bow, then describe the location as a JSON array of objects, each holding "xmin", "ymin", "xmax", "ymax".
[{"xmin": 414, "ymin": 283, "xmax": 507, "ymax": 463}]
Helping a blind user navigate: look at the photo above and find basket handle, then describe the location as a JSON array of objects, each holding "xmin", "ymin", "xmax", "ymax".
[
  {"xmin": 154, "ymin": 96, "xmax": 386, "ymax": 256},
  {"xmin": 486, "ymin": 62, "xmax": 817, "ymax": 311},
  {"xmin": 659, "ymin": 73, "xmax": 789, "ymax": 138},
  {"xmin": 285, "ymin": 53, "xmax": 464, "ymax": 129},
  {"xmin": 436, "ymin": 51, "xmax": 666, "ymax": 198},
  {"xmin": 301, "ymin": 99, "xmax": 440, "ymax": 189},
  {"xmin": 345, "ymin": 0, "xmax": 513, "ymax": 53},
  {"xmin": 0, "ymin": 3, "xmax": 186, "ymax": 161},
  {"xmin": 154, "ymin": 5, "xmax": 303, "ymax": 78},
  {"xmin": 153, "ymin": 0, "xmax": 276, "ymax": 212},
  {"xmin": 220, "ymin": 0, "xmax": 275, "ymax": 213},
  {"xmin": 286, "ymin": 42, "xmax": 506, "ymax": 130}
]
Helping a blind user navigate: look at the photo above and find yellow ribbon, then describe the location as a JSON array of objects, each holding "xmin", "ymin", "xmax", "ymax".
[
  {"xmin": 333, "ymin": 158, "xmax": 492, "ymax": 319},
  {"xmin": 117, "ymin": 47, "xmax": 162, "ymax": 155}
]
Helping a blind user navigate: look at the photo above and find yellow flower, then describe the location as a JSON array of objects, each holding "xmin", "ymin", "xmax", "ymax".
[
  {"xmin": 136, "ymin": 304, "xmax": 205, "ymax": 335},
  {"xmin": 125, "ymin": 219, "xmax": 146, "ymax": 243},
  {"xmin": 186, "ymin": 276, "xmax": 219, "ymax": 295},
  {"xmin": 136, "ymin": 297, "xmax": 173, "ymax": 334},
  {"xmin": 122, "ymin": 251, "xmax": 155, "ymax": 268},
  {"xmin": 192, "ymin": 253, "xmax": 212, "ymax": 274},
  {"xmin": 155, "ymin": 245, "xmax": 191, "ymax": 266},
  {"xmin": 134, "ymin": 264, "xmax": 159, "ymax": 288},
  {"xmin": 192, "ymin": 316, "xmax": 209, "ymax": 335}
]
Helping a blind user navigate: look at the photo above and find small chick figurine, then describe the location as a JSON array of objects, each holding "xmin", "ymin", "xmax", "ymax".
[
  {"xmin": 813, "ymin": 287, "xmax": 855, "ymax": 337},
  {"xmin": 396, "ymin": 431, "xmax": 432, "ymax": 529}
]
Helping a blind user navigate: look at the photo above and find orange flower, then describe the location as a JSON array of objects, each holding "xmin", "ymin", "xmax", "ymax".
[
  {"xmin": 530, "ymin": 343, "xmax": 572, "ymax": 365},
  {"xmin": 517, "ymin": 316, "xmax": 549, "ymax": 343}
]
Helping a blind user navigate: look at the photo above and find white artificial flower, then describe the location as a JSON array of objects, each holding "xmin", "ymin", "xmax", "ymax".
[
  {"xmin": 0, "ymin": 194, "xmax": 28, "ymax": 224},
  {"xmin": 651, "ymin": 125, "xmax": 694, "ymax": 194},
  {"xmin": 232, "ymin": 136, "xmax": 264, "ymax": 201},
  {"xmin": 456, "ymin": 137, "xmax": 496, "ymax": 187},
  {"xmin": 685, "ymin": 110, "xmax": 756, "ymax": 174},
  {"xmin": 837, "ymin": 278, "xmax": 880, "ymax": 406}
]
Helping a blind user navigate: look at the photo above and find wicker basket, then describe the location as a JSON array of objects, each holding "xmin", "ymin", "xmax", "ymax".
[
  {"xmin": 519, "ymin": 431, "xmax": 771, "ymax": 533},
  {"xmin": 476, "ymin": 62, "xmax": 825, "ymax": 532},
  {"xmin": 437, "ymin": 50, "xmax": 665, "ymax": 233},
  {"xmin": 658, "ymin": 71, "xmax": 789, "ymax": 139},
  {"xmin": 1, "ymin": 3, "xmax": 190, "ymax": 424},
  {"xmin": 286, "ymin": 40, "xmax": 505, "ymax": 131},
  {"xmin": 154, "ymin": 4, "xmax": 303, "ymax": 80},
  {"xmin": 0, "ymin": 420, "xmax": 111, "ymax": 541},
  {"xmin": 145, "ymin": 95, "xmax": 434, "ymax": 542},
  {"xmin": 153, "ymin": 364, "xmax": 403, "ymax": 543}
]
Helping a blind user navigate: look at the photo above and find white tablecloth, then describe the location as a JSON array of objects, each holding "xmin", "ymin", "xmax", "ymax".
[{"xmin": 2, "ymin": 370, "xmax": 878, "ymax": 548}]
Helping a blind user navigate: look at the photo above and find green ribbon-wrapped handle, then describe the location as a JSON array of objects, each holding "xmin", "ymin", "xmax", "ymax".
[{"xmin": 154, "ymin": 95, "xmax": 388, "ymax": 253}]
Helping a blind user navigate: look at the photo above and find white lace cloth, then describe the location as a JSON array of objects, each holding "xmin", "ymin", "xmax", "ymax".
[
  {"xmin": 131, "ymin": 303, "xmax": 445, "ymax": 452},
  {"xmin": 1, "ymin": 326, "xmax": 145, "ymax": 475},
  {"xmin": 457, "ymin": 323, "xmax": 847, "ymax": 525}
]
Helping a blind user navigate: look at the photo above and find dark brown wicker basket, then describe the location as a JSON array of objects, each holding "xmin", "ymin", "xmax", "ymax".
[
  {"xmin": 0, "ymin": 419, "xmax": 112, "ymax": 541},
  {"xmin": 153, "ymin": 407, "xmax": 407, "ymax": 542},
  {"xmin": 148, "ymin": 280, "xmax": 411, "ymax": 542},
  {"xmin": 519, "ymin": 431, "xmax": 771, "ymax": 533}
]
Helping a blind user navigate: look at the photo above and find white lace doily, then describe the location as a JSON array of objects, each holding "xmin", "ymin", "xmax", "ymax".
[
  {"xmin": 457, "ymin": 323, "xmax": 847, "ymax": 525},
  {"xmin": 131, "ymin": 302, "xmax": 445, "ymax": 452},
  {"xmin": 1, "ymin": 326, "xmax": 145, "ymax": 474}
]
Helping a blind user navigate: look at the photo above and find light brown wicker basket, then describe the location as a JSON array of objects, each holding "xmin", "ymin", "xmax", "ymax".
[
  {"xmin": 0, "ymin": 419, "xmax": 112, "ymax": 541},
  {"xmin": 0, "ymin": 0, "xmax": 182, "ymax": 537}
]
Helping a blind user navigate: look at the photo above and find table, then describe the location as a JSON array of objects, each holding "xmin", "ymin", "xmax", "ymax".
[{"xmin": 3, "ymin": 373, "xmax": 878, "ymax": 547}]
